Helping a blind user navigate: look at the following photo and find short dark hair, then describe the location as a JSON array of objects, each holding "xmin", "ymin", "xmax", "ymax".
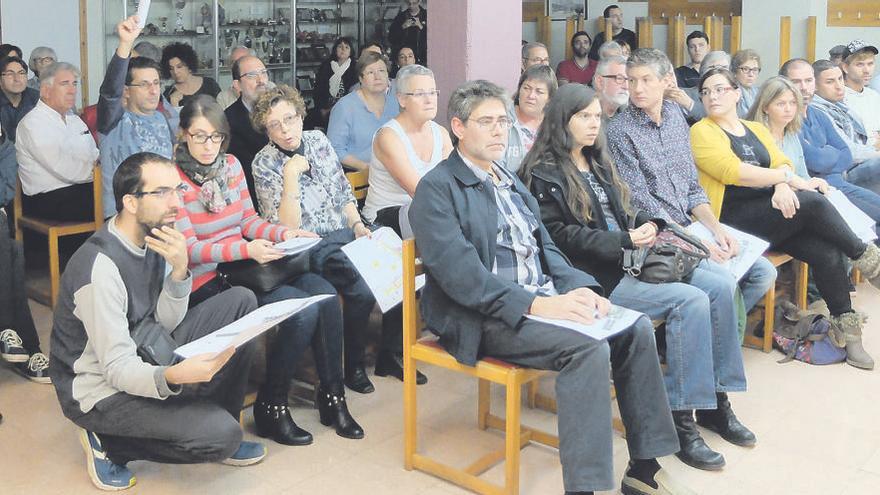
[
  {"xmin": 514, "ymin": 64, "xmax": 558, "ymax": 105},
  {"xmin": 330, "ymin": 37, "xmax": 354, "ymax": 62},
  {"xmin": 698, "ymin": 67, "xmax": 740, "ymax": 93},
  {"xmin": 125, "ymin": 56, "xmax": 162, "ymax": 85},
  {"xmin": 778, "ymin": 58, "xmax": 811, "ymax": 77},
  {"xmin": 603, "ymin": 5, "xmax": 621, "ymax": 18},
  {"xmin": 179, "ymin": 95, "xmax": 231, "ymax": 153},
  {"xmin": 361, "ymin": 40, "xmax": 384, "ymax": 55},
  {"xmin": 686, "ymin": 31, "xmax": 709, "ymax": 45},
  {"xmin": 160, "ymin": 42, "xmax": 199, "ymax": 79},
  {"xmin": 571, "ymin": 31, "xmax": 591, "ymax": 48},
  {"xmin": 112, "ymin": 152, "xmax": 175, "ymax": 212},
  {"xmin": 812, "ymin": 59, "xmax": 840, "ymax": 78},
  {"xmin": 0, "ymin": 44, "xmax": 22, "ymax": 60},
  {"xmin": 0, "ymin": 56, "xmax": 27, "ymax": 75}
]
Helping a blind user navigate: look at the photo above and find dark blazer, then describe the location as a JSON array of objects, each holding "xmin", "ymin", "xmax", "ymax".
[
  {"xmin": 528, "ymin": 162, "xmax": 663, "ymax": 294},
  {"xmin": 225, "ymin": 97, "xmax": 268, "ymax": 205},
  {"xmin": 408, "ymin": 150, "xmax": 599, "ymax": 366}
]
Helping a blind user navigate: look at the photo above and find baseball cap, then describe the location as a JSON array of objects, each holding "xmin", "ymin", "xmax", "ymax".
[{"xmin": 843, "ymin": 39, "xmax": 879, "ymax": 60}]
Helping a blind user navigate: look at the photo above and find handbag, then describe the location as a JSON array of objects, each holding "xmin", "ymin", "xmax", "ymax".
[
  {"xmin": 217, "ymin": 249, "xmax": 311, "ymax": 293},
  {"xmin": 621, "ymin": 222, "xmax": 710, "ymax": 284},
  {"xmin": 130, "ymin": 317, "xmax": 179, "ymax": 366}
]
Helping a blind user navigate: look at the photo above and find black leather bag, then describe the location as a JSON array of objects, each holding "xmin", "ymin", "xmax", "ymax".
[
  {"xmin": 621, "ymin": 223, "xmax": 710, "ymax": 284},
  {"xmin": 130, "ymin": 317, "xmax": 179, "ymax": 366},
  {"xmin": 218, "ymin": 250, "xmax": 311, "ymax": 293}
]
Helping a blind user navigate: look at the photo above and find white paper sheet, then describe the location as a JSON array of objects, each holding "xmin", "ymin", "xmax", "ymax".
[
  {"xmin": 135, "ymin": 0, "xmax": 151, "ymax": 28},
  {"xmin": 174, "ymin": 295, "xmax": 332, "ymax": 359},
  {"xmin": 527, "ymin": 305, "xmax": 644, "ymax": 341},
  {"xmin": 686, "ymin": 222, "xmax": 770, "ymax": 281},
  {"xmin": 341, "ymin": 227, "xmax": 425, "ymax": 312},
  {"xmin": 274, "ymin": 236, "xmax": 322, "ymax": 255},
  {"xmin": 825, "ymin": 189, "xmax": 878, "ymax": 243}
]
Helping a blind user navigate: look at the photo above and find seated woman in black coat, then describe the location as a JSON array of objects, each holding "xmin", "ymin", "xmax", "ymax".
[{"xmin": 314, "ymin": 37, "xmax": 359, "ymax": 125}]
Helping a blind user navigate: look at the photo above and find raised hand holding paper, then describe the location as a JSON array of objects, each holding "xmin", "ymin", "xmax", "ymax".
[{"xmin": 136, "ymin": 0, "xmax": 151, "ymax": 29}]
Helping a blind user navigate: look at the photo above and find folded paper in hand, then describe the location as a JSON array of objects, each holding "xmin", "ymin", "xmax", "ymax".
[
  {"xmin": 174, "ymin": 294, "xmax": 332, "ymax": 359},
  {"xmin": 686, "ymin": 222, "xmax": 769, "ymax": 281},
  {"xmin": 341, "ymin": 227, "xmax": 425, "ymax": 312},
  {"xmin": 527, "ymin": 305, "xmax": 644, "ymax": 341},
  {"xmin": 274, "ymin": 236, "xmax": 322, "ymax": 255}
]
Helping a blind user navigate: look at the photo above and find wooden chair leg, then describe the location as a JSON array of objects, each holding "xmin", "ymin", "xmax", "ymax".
[
  {"xmin": 478, "ymin": 378, "xmax": 490, "ymax": 430},
  {"xmin": 504, "ymin": 374, "xmax": 521, "ymax": 495},
  {"xmin": 526, "ymin": 380, "xmax": 538, "ymax": 408},
  {"xmin": 48, "ymin": 230, "xmax": 60, "ymax": 308},
  {"xmin": 795, "ymin": 261, "xmax": 808, "ymax": 310},
  {"xmin": 403, "ymin": 352, "xmax": 418, "ymax": 471},
  {"xmin": 853, "ymin": 268, "xmax": 862, "ymax": 286},
  {"xmin": 762, "ymin": 284, "xmax": 775, "ymax": 353}
]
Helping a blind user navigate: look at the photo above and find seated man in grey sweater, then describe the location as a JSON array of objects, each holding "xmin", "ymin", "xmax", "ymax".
[{"xmin": 49, "ymin": 152, "xmax": 264, "ymax": 491}]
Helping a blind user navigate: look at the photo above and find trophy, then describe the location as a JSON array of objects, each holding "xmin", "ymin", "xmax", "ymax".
[
  {"xmin": 158, "ymin": 16, "xmax": 169, "ymax": 34},
  {"xmin": 223, "ymin": 28, "xmax": 234, "ymax": 49},
  {"xmin": 174, "ymin": 0, "xmax": 187, "ymax": 33},
  {"xmin": 232, "ymin": 28, "xmax": 240, "ymax": 45},
  {"xmin": 243, "ymin": 28, "xmax": 252, "ymax": 49},
  {"xmin": 200, "ymin": 3, "xmax": 212, "ymax": 34}
]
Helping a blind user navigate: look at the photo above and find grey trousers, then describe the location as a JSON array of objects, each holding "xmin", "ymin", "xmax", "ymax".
[
  {"xmin": 73, "ymin": 287, "xmax": 258, "ymax": 465},
  {"xmin": 480, "ymin": 315, "xmax": 679, "ymax": 492}
]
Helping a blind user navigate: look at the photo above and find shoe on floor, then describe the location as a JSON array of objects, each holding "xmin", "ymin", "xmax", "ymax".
[
  {"xmin": 78, "ymin": 429, "xmax": 136, "ymax": 491},
  {"xmin": 374, "ymin": 351, "xmax": 427, "ymax": 384},
  {"xmin": 15, "ymin": 352, "xmax": 51, "ymax": 384},
  {"xmin": 621, "ymin": 468, "xmax": 696, "ymax": 495},
  {"xmin": 221, "ymin": 441, "xmax": 267, "ymax": 466},
  {"xmin": 0, "ymin": 329, "xmax": 29, "ymax": 363}
]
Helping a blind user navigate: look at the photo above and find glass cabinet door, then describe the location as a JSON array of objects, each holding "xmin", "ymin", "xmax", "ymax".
[{"xmin": 217, "ymin": 1, "xmax": 296, "ymax": 91}]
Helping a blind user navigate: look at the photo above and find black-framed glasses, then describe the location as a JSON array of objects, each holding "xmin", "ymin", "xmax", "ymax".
[
  {"xmin": 131, "ymin": 184, "xmax": 186, "ymax": 199},
  {"xmin": 126, "ymin": 80, "xmax": 161, "ymax": 89},
  {"xmin": 601, "ymin": 74, "xmax": 629, "ymax": 84},
  {"xmin": 401, "ymin": 90, "xmax": 439, "ymax": 99},
  {"xmin": 240, "ymin": 68, "xmax": 269, "ymax": 80},
  {"xmin": 188, "ymin": 132, "xmax": 227, "ymax": 144},
  {"xmin": 738, "ymin": 66, "xmax": 761, "ymax": 75},
  {"xmin": 1, "ymin": 70, "xmax": 27, "ymax": 79}
]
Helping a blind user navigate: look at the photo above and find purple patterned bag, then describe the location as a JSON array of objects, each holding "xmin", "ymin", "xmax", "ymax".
[{"xmin": 772, "ymin": 302, "xmax": 847, "ymax": 365}]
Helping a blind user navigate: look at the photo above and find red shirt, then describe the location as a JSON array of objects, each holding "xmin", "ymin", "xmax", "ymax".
[{"xmin": 556, "ymin": 59, "xmax": 597, "ymax": 85}]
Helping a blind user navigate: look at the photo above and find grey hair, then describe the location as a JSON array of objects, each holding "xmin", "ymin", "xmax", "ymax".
[
  {"xmin": 39, "ymin": 62, "xmax": 80, "ymax": 87},
  {"xmin": 626, "ymin": 48, "xmax": 672, "ymax": 79},
  {"xmin": 521, "ymin": 41, "xmax": 547, "ymax": 60},
  {"xmin": 132, "ymin": 41, "xmax": 161, "ymax": 62},
  {"xmin": 596, "ymin": 55, "xmax": 628, "ymax": 76},
  {"xmin": 28, "ymin": 46, "xmax": 56, "ymax": 73},
  {"xmin": 396, "ymin": 64, "xmax": 434, "ymax": 94},
  {"xmin": 598, "ymin": 41, "xmax": 623, "ymax": 60},
  {"xmin": 700, "ymin": 50, "xmax": 731, "ymax": 75},
  {"xmin": 447, "ymin": 79, "xmax": 512, "ymax": 127},
  {"xmin": 731, "ymin": 49, "xmax": 761, "ymax": 73},
  {"xmin": 227, "ymin": 45, "xmax": 255, "ymax": 66}
]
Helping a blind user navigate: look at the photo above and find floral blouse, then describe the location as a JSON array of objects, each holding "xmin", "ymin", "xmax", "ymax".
[{"xmin": 252, "ymin": 130, "xmax": 355, "ymax": 235}]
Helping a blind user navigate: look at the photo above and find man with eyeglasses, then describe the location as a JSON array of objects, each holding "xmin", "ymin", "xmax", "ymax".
[
  {"xmin": 50, "ymin": 151, "xmax": 265, "ymax": 491},
  {"xmin": 521, "ymin": 41, "xmax": 550, "ymax": 72},
  {"xmin": 16, "ymin": 62, "xmax": 98, "ymax": 224},
  {"xmin": 225, "ymin": 55, "xmax": 274, "ymax": 204},
  {"xmin": 592, "ymin": 55, "xmax": 629, "ymax": 119},
  {"xmin": 0, "ymin": 55, "xmax": 40, "ymax": 143},
  {"xmin": 216, "ymin": 46, "xmax": 253, "ymax": 110},
  {"xmin": 409, "ymin": 79, "xmax": 690, "ymax": 495},
  {"xmin": 97, "ymin": 16, "xmax": 178, "ymax": 219}
]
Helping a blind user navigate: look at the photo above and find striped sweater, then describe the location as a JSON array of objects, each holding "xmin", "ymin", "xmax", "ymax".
[{"xmin": 175, "ymin": 154, "xmax": 289, "ymax": 291}]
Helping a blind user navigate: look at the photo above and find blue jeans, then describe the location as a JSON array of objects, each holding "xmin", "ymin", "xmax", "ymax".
[
  {"xmin": 610, "ymin": 275, "xmax": 718, "ymax": 410},
  {"xmin": 847, "ymin": 157, "xmax": 880, "ymax": 194},
  {"xmin": 738, "ymin": 255, "xmax": 777, "ymax": 312},
  {"xmin": 825, "ymin": 173, "xmax": 880, "ymax": 223}
]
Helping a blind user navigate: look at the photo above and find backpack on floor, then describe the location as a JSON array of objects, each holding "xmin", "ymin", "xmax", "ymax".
[{"xmin": 772, "ymin": 301, "xmax": 847, "ymax": 365}]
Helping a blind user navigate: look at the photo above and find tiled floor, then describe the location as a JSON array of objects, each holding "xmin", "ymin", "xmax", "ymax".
[{"xmin": 3, "ymin": 283, "xmax": 880, "ymax": 494}]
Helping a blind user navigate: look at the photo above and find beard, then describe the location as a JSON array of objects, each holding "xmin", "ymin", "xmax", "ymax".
[
  {"xmin": 574, "ymin": 46, "xmax": 589, "ymax": 58},
  {"xmin": 138, "ymin": 208, "xmax": 178, "ymax": 238}
]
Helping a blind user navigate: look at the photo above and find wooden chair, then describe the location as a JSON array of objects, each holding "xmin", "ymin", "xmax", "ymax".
[
  {"xmin": 345, "ymin": 170, "xmax": 369, "ymax": 201},
  {"xmin": 743, "ymin": 252, "xmax": 808, "ymax": 353},
  {"xmin": 853, "ymin": 268, "xmax": 862, "ymax": 286},
  {"xmin": 402, "ymin": 239, "xmax": 558, "ymax": 495},
  {"xmin": 13, "ymin": 164, "xmax": 104, "ymax": 307}
]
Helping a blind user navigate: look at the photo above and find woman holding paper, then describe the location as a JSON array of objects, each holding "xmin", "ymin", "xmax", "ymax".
[
  {"xmin": 521, "ymin": 84, "xmax": 752, "ymax": 471},
  {"xmin": 174, "ymin": 95, "xmax": 364, "ymax": 446},
  {"xmin": 691, "ymin": 67, "xmax": 880, "ymax": 370},
  {"xmin": 250, "ymin": 84, "xmax": 427, "ymax": 393}
]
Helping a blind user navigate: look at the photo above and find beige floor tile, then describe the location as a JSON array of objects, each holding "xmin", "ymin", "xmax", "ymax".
[{"xmin": 840, "ymin": 469, "xmax": 880, "ymax": 495}]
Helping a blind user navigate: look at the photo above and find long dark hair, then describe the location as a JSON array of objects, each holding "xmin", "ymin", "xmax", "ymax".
[{"xmin": 518, "ymin": 84, "xmax": 631, "ymax": 222}]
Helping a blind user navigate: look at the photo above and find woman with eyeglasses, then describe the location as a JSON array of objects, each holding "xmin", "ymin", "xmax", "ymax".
[
  {"xmin": 503, "ymin": 64, "xmax": 558, "ymax": 173},
  {"xmin": 691, "ymin": 67, "xmax": 880, "ymax": 370},
  {"xmin": 730, "ymin": 49, "xmax": 761, "ymax": 117},
  {"xmin": 174, "ymin": 95, "xmax": 364, "ymax": 447}
]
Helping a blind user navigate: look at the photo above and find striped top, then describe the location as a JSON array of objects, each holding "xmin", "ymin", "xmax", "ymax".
[{"xmin": 175, "ymin": 154, "xmax": 289, "ymax": 291}]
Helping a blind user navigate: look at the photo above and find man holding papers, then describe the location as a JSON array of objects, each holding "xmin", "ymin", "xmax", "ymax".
[
  {"xmin": 49, "ymin": 152, "xmax": 264, "ymax": 491},
  {"xmin": 410, "ymin": 81, "xmax": 692, "ymax": 495}
]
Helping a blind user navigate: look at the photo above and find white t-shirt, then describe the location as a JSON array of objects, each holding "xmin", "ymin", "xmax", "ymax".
[{"xmin": 844, "ymin": 85, "xmax": 880, "ymax": 147}]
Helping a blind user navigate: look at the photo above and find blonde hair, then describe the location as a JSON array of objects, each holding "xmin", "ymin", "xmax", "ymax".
[{"xmin": 746, "ymin": 76, "xmax": 804, "ymax": 136}]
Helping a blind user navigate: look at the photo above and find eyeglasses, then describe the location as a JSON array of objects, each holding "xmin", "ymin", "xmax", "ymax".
[
  {"xmin": 131, "ymin": 184, "xmax": 186, "ymax": 199},
  {"xmin": 1, "ymin": 70, "xmax": 27, "ymax": 79},
  {"xmin": 601, "ymin": 74, "xmax": 629, "ymax": 84},
  {"xmin": 35, "ymin": 56, "xmax": 56, "ymax": 64},
  {"xmin": 240, "ymin": 68, "xmax": 269, "ymax": 81},
  {"xmin": 699, "ymin": 86, "xmax": 738, "ymax": 97},
  {"xmin": 127, "ymin": 80, "xmax": 162, "ymax": 89},
  {"xmin": 402, "ymin": 89, "xmax": 439, "ymax": 99},
  {"xmin": 266, "ymin": 113, "xmax": 303, "ymax": 133},
  {"xmin": 188, "ymin": 132, "xmax": 227, "ymax": 144},
  {"xmin": 738, "ymin": 66, "xmax": 761, "ymax": 75},
  {"xmin": 466, "ymin": 117, "xmax": 513, "ymax": 130}
]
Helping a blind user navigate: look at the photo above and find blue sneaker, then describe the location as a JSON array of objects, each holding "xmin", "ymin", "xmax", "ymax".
[
  {"xmin": 221, "ymin": 440, "xmax": 267, "ymax": 466},
  {"xmin": 78, "ymin": 429, "xmax": 136, "ymax": 491}
]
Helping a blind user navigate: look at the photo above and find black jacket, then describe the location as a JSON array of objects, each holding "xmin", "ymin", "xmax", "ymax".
[
  {"xmin": 528, "ymin": 163, "xmax": 662, "ymax": 293},
  {"xmin": 408, "ymin": 151, "xmax": 599, "ymax": 366},
  {"xmin": 225, "ymin": 97, "xmax": 267, "ymax": 204}
]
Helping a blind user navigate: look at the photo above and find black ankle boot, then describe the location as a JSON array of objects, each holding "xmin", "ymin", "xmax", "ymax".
[
  {"xmin": 696, "ymin": 392, "xmax": 756, "ymax": 447},
  {"xmin": 672, "ymin": 410, "xmax": 725, "ymax": 471},
  {"xmin": 375, "ymin": 350, "xmax": 427, "ymax": 384},
  {"xmin": 317, "ymin": 386, "xmax": 364, "ymax": 439},
  {"xmin": 344, "ymin": 364, "xmax": 375, "ymax": 394},
  {"xmin": 253, "ymin": 399, "xmax": 313, "ymax": 446}
]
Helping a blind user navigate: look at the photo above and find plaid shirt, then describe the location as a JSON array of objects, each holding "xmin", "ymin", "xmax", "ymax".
[{"xmin": 461, "ymin": 156, "xmax": 557, "ymax": 296}]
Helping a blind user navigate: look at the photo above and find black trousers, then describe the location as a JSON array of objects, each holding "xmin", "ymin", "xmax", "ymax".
[
  {"xmin": 0, "ymin": 210, "xmax": 39, "ymax": 353},
  {"xmin": 720, "ymin": 190, "xmax": 866, "ymax": 316},
  {"xmin": 21, "ymin": 182, "xmax": 94, "ymax": 222}
]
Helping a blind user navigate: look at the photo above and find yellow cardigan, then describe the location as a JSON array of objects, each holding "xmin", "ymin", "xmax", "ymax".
[{"xmin": 690, "ymin": 118, "xmax": 792, "ymax": 218}]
